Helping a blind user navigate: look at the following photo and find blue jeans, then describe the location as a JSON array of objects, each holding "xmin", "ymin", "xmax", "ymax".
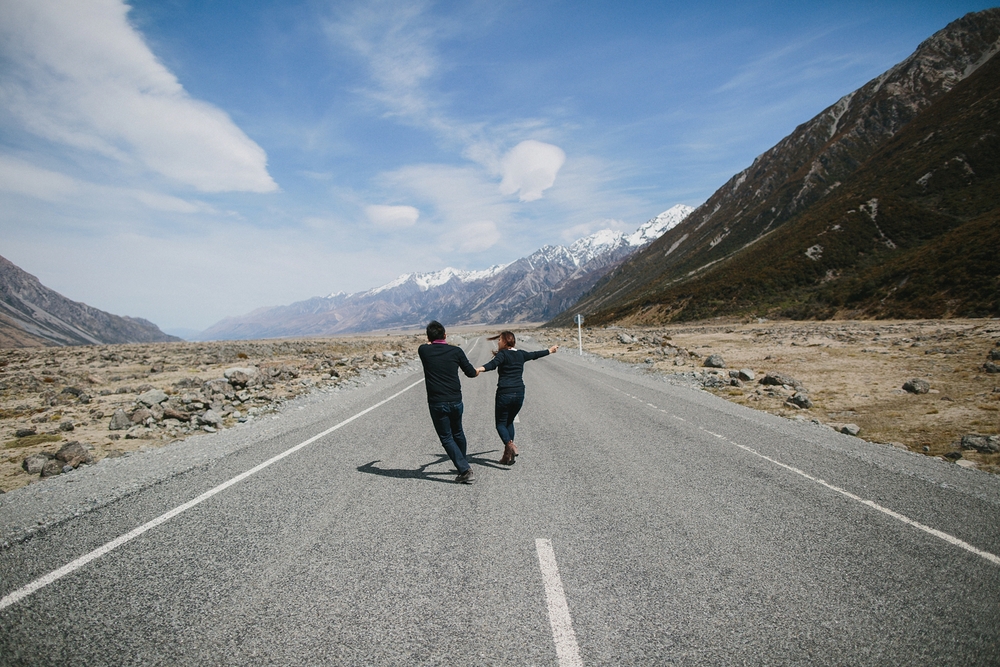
[
  {"xmin": 428, "ymin": 401, "xmax": 470, "ymax": 473},
  {"xmin": 494, "ymin": 391, "xmax": 524, "ymax": 445}
]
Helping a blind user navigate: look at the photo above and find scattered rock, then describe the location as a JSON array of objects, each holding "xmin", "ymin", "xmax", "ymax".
[
  {"xmin": 108, "ymin": 409, "xmax": 131, "ymax": 431},
  {"xmin": 137, "ymin": 389, "xmax": 169, "ymax": 407},
  {"xmin": 961, "ymin": 434, "xmax": 1000, "ymax": 454},
  {"xmin": 984, "ymin": 361, "xmax": 1000, "ymax": 374},
  {"xmin": 21, "ymin": 453, "xmax": 52, "ymax": 474},
  {"xmin": 55, "ymin": 441, "xmax": 94, "ymax": 468},
  {"xmin": 990, "ymin": 349, "xmax": 1000, "ymax": 361},
  {"xmin": 704, "ymin": 354, "xmax": 726, "ymax": 368},
  {"xmin": 760, "ymin": 372, "xmax": 802, "ymax": 389},
  {"xmin": 903, "ymin": 378, "xmax": 930, "ymax": 394},
  {"xmin": 199, "ymin": 409, "xmax": 223, "ymax": 427},
  {"xmin": 59, "ymin": 421, "xmax": 75, "ymax": 432},
  {"xmin": 787, "ymin": 392, "xmax": 813, "ymax": 409},
  {"xmin": 841, "ymin": 424, "xmax": 861, "ymax": 436},
  {"xmin": 162, "ymin": 406, "xmax": 190, "ymax": 422},
  {"xmin": 14, "ymin": 428, "xmax": 36, "ymax": 438},
  {"xmin": 40, "ymin": 458, "xmax": 63, "ymax": 477},
  {"xmin": 130, "ymin": 407, "xmax": 153, "ymax": 424},
  {"xmin": 617, "ymin": 332, "xmax": 636, "ymax": 345},
  {"xmin": 738, "ymin": 369, "xmax": 755, "ymax": 382},
  {"xmin": 224, "ymin": 367, "xmax": 258, "ymax": 388}
]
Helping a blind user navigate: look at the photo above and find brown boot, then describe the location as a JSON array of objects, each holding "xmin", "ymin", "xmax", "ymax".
[
  {"xmin": 500, "ymin": 441, "xmax": 516, "ymax": 465},
  {"xmin": 510, "ymin": 441, "xmax": 518, "ymax": 458}
]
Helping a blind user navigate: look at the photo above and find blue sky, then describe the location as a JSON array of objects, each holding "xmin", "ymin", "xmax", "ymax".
[{"xmin": 0, "ymin": 0, "xmax": 993, "ymax": 334}]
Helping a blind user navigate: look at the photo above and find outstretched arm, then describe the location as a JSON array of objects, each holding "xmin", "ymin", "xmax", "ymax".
[{"xmin": 549, "ymin": 345, "xmax": 559, "ymax": 354}]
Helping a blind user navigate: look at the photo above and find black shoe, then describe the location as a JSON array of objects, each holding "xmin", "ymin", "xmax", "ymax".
[{"xmin": 456, "ymin": 469, "xmax": 475, "ymax": 484}]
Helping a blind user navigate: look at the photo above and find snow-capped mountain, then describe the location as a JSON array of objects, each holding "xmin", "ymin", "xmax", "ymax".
[{"xmin": 197, "ymin": 205, "xmax": 693, "ymax": 339}]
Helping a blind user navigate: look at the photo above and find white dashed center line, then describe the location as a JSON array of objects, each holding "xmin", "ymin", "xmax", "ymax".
[{"xmin": 536, "ymin": 538, "xmax": 583, "ymax": 666}]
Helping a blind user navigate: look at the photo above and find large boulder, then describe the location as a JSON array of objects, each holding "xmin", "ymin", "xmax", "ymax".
[
  {"xmin": 704, "ymin": 354, "xmax": 726, "ymax": 368},
  {"xmin": 108, "ymin": 409, "xmax": 131, "ymax": 431},
  {"xmin": 55, "ymin": 441, "xmax": 94, "ymax": 468},
  {"xmin": 203, "ymin": 378, "xmax": 235, "ymax": 399},
  {"xmin": 198, "ymin": 410, "xmax": 223, "ymax": 427},
  {"xmin": 961, "ymin": 434, "xmax": 1000, "ymax": 453},
  {"xmin": 787, "ymin": 392, "xmax": 814, "ymax": 409},
  {"xmin": 21, "ymin": 453, "xmax": 52, "ymax": 475},
  {"xmin": 137, "ymin": 389, "xmax": 168, "ymax": 407},
  {"xmin": 903, "ymin": 378, "xmax": 930, "ymax": 394},
  {"xmin": 760, "ymin": 372, "xmax": 802, "ymax": 389},
  {"xmin": 224, "ymin": 367, "xmax": 259, "ymax": 388}
]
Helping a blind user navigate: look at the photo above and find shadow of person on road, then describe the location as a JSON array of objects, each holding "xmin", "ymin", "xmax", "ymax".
[{"xmin": 358, "ymin": 450, "xmax": 509, "ymax": 483}]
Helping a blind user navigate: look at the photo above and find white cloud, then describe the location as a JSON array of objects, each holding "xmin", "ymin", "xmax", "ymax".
[
  {"xmin": 365, "ymin": 204, "xmax": 420, "ymax": 229},
  {"xmin": 560, "ymin": 218, "xmax": 631, "ymax": 243},
  {"xmin": 453, "ymin": 221, "xmax": 500, "ymax": 253},
  {"xmin": 0, "ymin": 0, "xmax": 277, "ymax": 193},
  {"xmin": 0, "ymin": 155, "xmax": 201, "ymax": 213},
  {"xmin": 499, "ymin": 140, "xmax": 566, "ymax": 202}
]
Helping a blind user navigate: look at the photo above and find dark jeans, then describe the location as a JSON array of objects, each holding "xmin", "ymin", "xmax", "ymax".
[
  {"xmin": 428, "ymin": 401, "xmax": 470, "ymax": 473},
  {"xmin": 494, "ymin": 391, "xmax": 524, "ymax": 445}
]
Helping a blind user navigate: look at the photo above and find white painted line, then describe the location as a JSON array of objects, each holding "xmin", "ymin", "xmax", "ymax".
[
  {"xmin": 536, "ymin": 538, "xmax": 584, "ymax": 667},
  {"xmin": 603, "ymin": 378, "xmax": 1000, "ymax": 567},
  {"xmin": 0, "ymin": 379, "xmax": 425, "ymax": 612},
  {"xmin": 514, "ymin": 415, "xmax": 520, "ymax": 423},
  {"xmin": 728, "ymin": 440, "xmax": 1000, "ymax": 566}
]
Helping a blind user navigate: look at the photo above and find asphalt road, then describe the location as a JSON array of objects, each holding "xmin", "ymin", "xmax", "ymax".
[{"xmin": 2, "ymin": 337, "xmax": 999, "ymax": 665}]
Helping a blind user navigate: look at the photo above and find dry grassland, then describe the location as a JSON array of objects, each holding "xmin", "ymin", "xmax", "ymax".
[
  {"xmin": 0, "ymin": 335, "xmax": 424, "ymax": 493},
  {"xmin": 536, "ymin": 319, "xmax": 1000, "ymax": 473},
  {"xmin": 2, "ymin": 320, "xmax": 998, "ymax": 494}
]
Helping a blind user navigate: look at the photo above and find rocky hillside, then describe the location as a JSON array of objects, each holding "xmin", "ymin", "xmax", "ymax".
[
  {"xmin": 550, "ymin": 9, "xmax": 1000, "ymax": 326},
  {"xmin": 197, "ymin": 205, "xmax": 692, "ymax": 339},
  {"xmin": 0, "ymin": 255, "xmax": 180, "ymax": 347}
]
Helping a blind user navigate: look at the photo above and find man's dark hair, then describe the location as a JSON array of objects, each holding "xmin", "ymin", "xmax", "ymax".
[{"xmin": 426, "ymin": 320, "xmax": 446, "ymax": 342}]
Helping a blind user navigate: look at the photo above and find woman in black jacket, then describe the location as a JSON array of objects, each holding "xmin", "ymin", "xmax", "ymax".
[{"xmin": 476, "ymin": 331, "xmax": 558, "ymax": 465}]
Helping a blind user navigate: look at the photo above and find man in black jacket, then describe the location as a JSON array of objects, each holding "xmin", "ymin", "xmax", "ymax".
[{"xmin": 417, "ymin": 321, "xmax": 479, "ymax": 483}]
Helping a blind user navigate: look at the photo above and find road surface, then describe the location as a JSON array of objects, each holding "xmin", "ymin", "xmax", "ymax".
[{"xmin": 2, "ymin": 337, "xmax": 999, "ymax": 665}]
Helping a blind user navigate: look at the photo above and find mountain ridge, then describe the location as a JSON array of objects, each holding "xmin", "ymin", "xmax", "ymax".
[
  {"xmin": 197, "ymin": 205, "xmax": 693, "ymax": 340},
  {"xmin": 548, "ymin": 8, "xmax": 1000, "ymax": 326},
  {"xmin": 0, "ymin": 255, "xmax": 181, "ymax": 347}
]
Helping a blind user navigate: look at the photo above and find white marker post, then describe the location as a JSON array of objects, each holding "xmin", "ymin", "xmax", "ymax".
[{"xmin": 574, "ymin": 314, "xmax": 584, "ymax": 355}]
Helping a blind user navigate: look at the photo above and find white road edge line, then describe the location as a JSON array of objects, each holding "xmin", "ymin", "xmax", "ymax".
[
  {"xmin": 601, "ymin": 377, "xmax": 1000, "ymax": 567},
  {"xmin": 728, "ymin": 440, "xmax": 1000, "ymax": 566},
  {"xmin": 0, "ymin": 378, "xmax": 426, "ymax": 612},
  {"xmin": 536, "ymin": 538, "xmax": 584, "ymax": 667}
]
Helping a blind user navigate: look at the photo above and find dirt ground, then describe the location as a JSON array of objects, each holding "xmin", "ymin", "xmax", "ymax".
[
  {"xmin": 535, "ymin": 319, "xmax": 1000, "ymax": 473},
  {"xmin": 0, "ymin": 335, "xmax": 424, "ymax": 493},
  {"xmin": 2, "ymin": 320, "xmax": 998, "ymax": 494}
]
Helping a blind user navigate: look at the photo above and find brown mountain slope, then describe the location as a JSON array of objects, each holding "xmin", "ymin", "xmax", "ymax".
[
  {"xmin": 569, "ymin": 40, "xmax": 1000, "ymax": 324},
  {"xmin": 550, "ymin": 9, "xmax": 1000, "ymax": 326},
  {"xmin": 0, "ymin": 255, "xmax": 180, "ymax": 347}
]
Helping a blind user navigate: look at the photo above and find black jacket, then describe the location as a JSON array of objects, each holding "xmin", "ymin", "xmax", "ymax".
[
  {"xmin": 418, "ymin": 342, "xmax": 477, "ymax": 404},
  {"xmin": 481, "ymin": 348, "xmax": 549, "ymax": 394}
]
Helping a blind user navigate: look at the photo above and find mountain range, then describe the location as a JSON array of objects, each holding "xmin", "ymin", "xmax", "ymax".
[
  {"xmin": 550, "ymin": 8, "xmax": 1000, "ymax": 326},
  {"xmin": 196, "ymin": 205, "xmax": 693, "ymax": 340},
  {"xmin": 0, "ymin": 254, "xmax": 180, "ymax": 347}
]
